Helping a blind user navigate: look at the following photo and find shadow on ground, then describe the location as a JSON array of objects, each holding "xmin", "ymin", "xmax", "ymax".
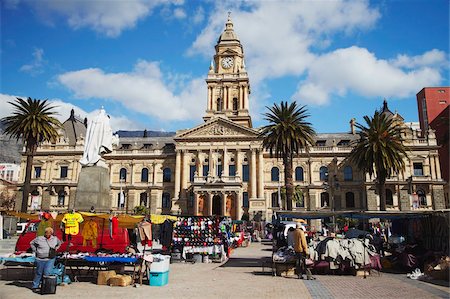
[
  {"xmin": 220, "ymin": 257, "xmax": 262, "ymax": 268},
  {"xmin": 5, "ymin": 281, "xmax": 32, "ymax": 290}
]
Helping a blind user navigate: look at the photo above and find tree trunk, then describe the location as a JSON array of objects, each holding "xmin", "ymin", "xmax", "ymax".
[
  {"xmin": 377, "ymin": 170, "xmax": 387, "ymax": 211},
  {"xmin": 22, "ymin": 152, "xmax": 34, "ymax": 212},
  {"xmin": 284, "ymin": 152, "xmax": 293, "ymax": 211}
]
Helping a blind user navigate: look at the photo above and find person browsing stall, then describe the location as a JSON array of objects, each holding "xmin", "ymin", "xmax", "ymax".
[
  {"xmin": 30, "ymin": 227, "xmax": 62, "ymax": 292},
  {"xmin": 293, "ymin": 223, "xmax": 309, "ymax": 279}
]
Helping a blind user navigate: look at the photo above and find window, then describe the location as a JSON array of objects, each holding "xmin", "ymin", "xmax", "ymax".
[
  {"xmin": 60, "ymin": 166, "xmax": 68, "ymax": 179},
  {"xmin": 117, "ymin": 192, "xmax": 125, "ymax": 209},
  {"xmin": 295, "ymin": 188, "xmax": 304, "ymax": 208},
  {"xmin": 315, "ymin": 140, "xmax": 326, "ymax": 146},
  {"xmin": 242, "ymin": 165, "xmax": 249, "ymax": 182},
  {"xmin": 141, "ymin": 168, "xmax": 149, "ymax": 182},
  {"xmin": 337, "ymin": 140, "xmax": 350, "ymax": 146},
  {"xmin": 217, "ymin": 164, "xmax": 223, "ymax": 177},
  {"xmin": 295, "ymin": 167, "xmax": 304, "ymax": 181},
  {"xmin": 229, "ymin": 165, "xmax": 236, "ymax": 176},
  {"xmin": 57, "ymin": 190, "xmax": 65, "ymax": 206},
  {"xmin": 321, "ymin": 192, "xmax": 329, "ymax": 207},
  {"xmin": 344, "ymin": 166, "xmax": 353, "ymax": 181},
  {"xmin": 232, "ymin": 98, "xmax": 238, "ymax": 110},
  {"xmin": 163, "ymin": 168, "xmax": 171, "ymax": 182},
  {"xmin": 34, "ymin": 166, "xmax": 41, "ymax": 179},
  {"xmin": 140, "ymin": 192, "xmax": 148, "ymax": 207},
  {"xmin": 217, "ymin": 98, "xmax": 222, "ymax": 111},
  {"xmin": 271, "ymin": 192, "xmax": 279, "ymax": 208},
  {"xmin": 188, "ymin": 192, "xmax": 194, "ymax": 208},
  {"xmin": 121, "ymin": 144, "xmax": 131, "ymax": 150},
  {"xmin": 143, "ymin": 143, "xmax": 152, "ymax": 150},
  {"xmin": 271, "ymin": 167, "xmax": 280, "ymax": 182},
  {"xmin": 243, "ymin": 192, "xmax": 249, "ymax": 208},
  {"xmin": 413, "ymin": 163, "xmax": 424, "ymax": 176},
  {"xmin": 189, "ymin": 165, "xmax": 196, "ymax": 182},
  {"xmin": 119, "ymin": 168, "xmax": 127, "ymax": 181},
  {"xmin": 320, "ymin": 166, "xmax": 328, "ymax": 181},
  {"xmin": 345, "ymin": 192, "xmax": 355, "ymax": 208},
  {"xmin": 417, "ymin": 189, "xmax": 427, "ymax": 206},
  {"xmin": 162, "ymin": 192, "xmax": 171, "ymax": 209},
  {"xmin": 386, "ymin": 189, "xmax": 393, "ymax": 206},
  {"xmin": 202, "ymin": 165, "xmax": 209, "ymax": 177}
]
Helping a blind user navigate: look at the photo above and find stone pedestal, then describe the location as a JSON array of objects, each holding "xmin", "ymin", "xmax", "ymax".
[{"xmin": 74, "ymin": 166, "xmax": 111, "ymax": 212}]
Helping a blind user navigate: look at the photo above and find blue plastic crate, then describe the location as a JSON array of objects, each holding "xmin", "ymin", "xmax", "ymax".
[{"xmin": 149, "ymin": 271, "xmax": 169, "ymax": 286}]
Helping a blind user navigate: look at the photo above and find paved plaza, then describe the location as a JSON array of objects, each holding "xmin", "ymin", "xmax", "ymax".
[{"xmin": 0, "ymin": 239, "xmax": 448, "ymax": 299}]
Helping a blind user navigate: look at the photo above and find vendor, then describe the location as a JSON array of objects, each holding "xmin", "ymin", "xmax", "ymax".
[{"xmin": 30, "ymin": 227, "xmax": 62, "ymax": 292}]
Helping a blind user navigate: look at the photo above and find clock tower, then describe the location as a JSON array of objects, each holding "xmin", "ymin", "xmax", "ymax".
[{"xmin": 204, "ymin": 14, "xmax": 252, "ymax": 128}]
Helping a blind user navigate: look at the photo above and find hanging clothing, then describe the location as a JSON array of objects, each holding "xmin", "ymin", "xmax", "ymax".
[
  {"xmin": 109, "ymin": 216, "xmax": 119, "ymax": 239},
  {"xmin": 82, "ymin": 219, "xmax": 99, "ymax": 247},
  {"xmin": 36, "ymin": 220, "xmax": 51, "ymax": 237},
  {"xmin": 62, "ymin": 212, "xmax": 84, "ymax": 235},
  {"xmin": 160, "ymin": 220, "xmax": 174, "ymax": 248},
  {"xmin": 137, "ymin": 221, "xmax": 152, "ymax": 246}
]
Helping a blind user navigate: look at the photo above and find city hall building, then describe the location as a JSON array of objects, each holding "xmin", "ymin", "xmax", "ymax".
[{"xmin": 16, "ymin": 18, "xmax": 447, "ymax": 220}]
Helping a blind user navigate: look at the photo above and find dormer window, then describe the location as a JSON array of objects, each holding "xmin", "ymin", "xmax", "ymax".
[
  {"xmin": 316, "ymin": 140, "xmax": 326, "ymax": 147},
  {"xmin": 121, "ymin": 144, "xmax": 131, "ymax": 150},
  {"xmin": 142, "ymin": 143, "xmax": 152, "ymax": 150},
  {"xmin": 337, "ymin": 140, "xmax": 350, "ymax": 146}
]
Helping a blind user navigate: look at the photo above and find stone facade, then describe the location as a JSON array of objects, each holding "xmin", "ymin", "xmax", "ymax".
[{"xmin": 16, "ymin": 17, "xmax": 447, "ymax": 219}]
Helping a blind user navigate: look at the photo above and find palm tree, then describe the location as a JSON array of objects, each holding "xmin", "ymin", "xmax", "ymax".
[
  {"xmin": 260, "ymin": 101, "xmax": 316, "ymax": 210},
  {"xmin": 1, "ymin": 98, "xmax": 61, "ymax": 212},
  {"xmin": 348, "ymin": 110, "xmax": 407, "ymax": 211}
]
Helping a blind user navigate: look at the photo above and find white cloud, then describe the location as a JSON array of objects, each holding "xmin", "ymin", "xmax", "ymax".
[
  {"xmin": 390, "ymin": 49, "xmax": 447, "ymax": 69},
  {"xmin": 193, "ymin": 6, "xmax": 205, "ymax": 24},
  {"xmin": 173, "ymin": 8, "xmax": 186, "ymax": 19},
  {"xmin": 57, "ymin": 60, "xmax": 206, "ymax": 122},
  {"xmin": 293, "ymin": 47, "xmax": 443, "ymax": 105},
  {"xmin": 19, "ymin": 48, "xmax": 45, "ymax": 76},
  {"xmin": 0, "ymin": 94, "xmax": 138, "ymax": 132},
  {"xmin": 13, "ymin": 0, "xmax": 181, "ymax": 37}
]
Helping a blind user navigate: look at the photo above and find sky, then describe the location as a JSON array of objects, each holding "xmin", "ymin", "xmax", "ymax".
[{"xmin": 1, "ymin": 0, "xmax": 449, "ymax": 134}]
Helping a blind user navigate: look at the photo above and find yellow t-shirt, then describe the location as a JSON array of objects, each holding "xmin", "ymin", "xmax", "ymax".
[{"xmin": 62, "ymin": 212, "xmax": 84, "ymax": 235}]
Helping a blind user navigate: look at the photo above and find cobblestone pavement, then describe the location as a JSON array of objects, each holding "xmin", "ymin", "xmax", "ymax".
[{"xmin": 0, "ymin": 239, "xmax": 448, "ymax": 299}]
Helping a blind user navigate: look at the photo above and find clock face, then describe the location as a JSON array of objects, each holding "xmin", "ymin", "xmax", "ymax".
[{"xmin": 221, "ymin": 57, "xmax": 234, "ymax": 69}]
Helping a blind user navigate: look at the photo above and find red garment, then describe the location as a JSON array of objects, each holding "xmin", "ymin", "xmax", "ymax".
[
  {"xmin": 111, "ymin": 216, "xmax": 119, "ymax": 234},
  {"xmin": 141, "ymin": 239, "xmax": 152, "ymax": 246}
]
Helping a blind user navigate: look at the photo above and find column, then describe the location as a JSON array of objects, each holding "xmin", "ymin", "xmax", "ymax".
[
  {"xmin": 208, "ymin": 192, "xmax": 213, "ymax": 216},
  {"xmin": 153, "ymin": 162, "xmax": 158, "ymax": 185},
  {"xmin": 240, "ymin": 86, "xmax": 244, "ymax": 109},
  {"xmin": 181, "ymin": 150, "xmax": 187, "ymax": 199},
  {"xmin": 223, "ymin": 147, "xmax": 228, "ymax": 177},
  {"xmin": 429, "ymin": 155, "xmax": 436, "ymax": 180},
  {"xmin": 435, "ymin": 156, "xmax": 442, "ymax": 179},
  {"xmin": 197, "ymin": 150, "xmax": 203, "ymax": 177},
  {"xmin": 193, "ymin": 193, "xmax": 198, "ymax": 216},
  {"xmin": 225, "ymin": 86, "xmax": 229, "ymax": 110},
  {"xmin": 236, "ymin": 150, "xmax": 241, "ymax": 177},
  {"xmin": 174, "ymin": 150, "xmax": 181, "ymax": 199},
  {"xmin": 222, "ymin": 192, "xmax": 227, "ymax": 216},
  {"xmin": 251, "ymin": 149, "xmax": 257, "ymax": 198},
  {"xmin": 244, "ymin": 85, "xmax": 248, "ymax": 109},
  {"xmin": 236, "ymin": 191, "xmax": 243, "ymax": 220},
  {"xmin": 207, "ymin": 87, "xmax": 211, "ymax": 110},
  {"xmin": 209, "ymin": 149, "xmax": 214, "ymax": 178},
  {"xmin": 258, "ymin": 149, "xmax": 264, "ymax": 198}
]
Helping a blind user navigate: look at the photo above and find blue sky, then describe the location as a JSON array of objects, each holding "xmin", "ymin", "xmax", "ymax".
[{"xmin": 1, "ymin": 0, "xmax": 449, "ymax": 133}]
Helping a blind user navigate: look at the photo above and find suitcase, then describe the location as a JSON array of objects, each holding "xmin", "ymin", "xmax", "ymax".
[{"xmin": 41, "ymin": 275, "xmax": 57, "ymax": 294}]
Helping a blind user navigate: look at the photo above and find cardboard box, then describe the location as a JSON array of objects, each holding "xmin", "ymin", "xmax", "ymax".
[{"xmin": 108, "ymin": 274, "xmax": 132, "ymax": 287}]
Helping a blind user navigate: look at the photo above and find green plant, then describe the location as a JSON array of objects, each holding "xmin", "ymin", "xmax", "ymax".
[{"xmin": 133, "ymin": 205, "xmax": 149, "ymax": 215}]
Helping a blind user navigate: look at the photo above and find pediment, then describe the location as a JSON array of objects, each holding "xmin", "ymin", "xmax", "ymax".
[
  {"xmin": 175, "ymin": 117, "xmax": 259, "ymax": 141},
  {"xmin": 221, "ymin": 49, "xmax": 239, "ymax": 56}
]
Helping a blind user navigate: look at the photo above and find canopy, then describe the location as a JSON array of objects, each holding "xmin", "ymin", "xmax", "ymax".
[{"xmin": 6, "ymin": 211, "xmax": 177, "ymax": 227}]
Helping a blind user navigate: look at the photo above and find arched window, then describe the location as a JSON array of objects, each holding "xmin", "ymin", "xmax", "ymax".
[
  {"xmin": 386, "ymin": 189, "xmax": 393, "ymax": 206},
  {"xmin": 346, "ymin": 192, "xmax": 355, "ymax": 208},
  {"xmin": 271, "ymin": 192, "xmax": 279, "ymax": 208},
  {"xmin": 217, "ymin": 98, "xmax": 222, "ymax": 111},
  {"xmin": 119, "ymin": 168, "xmax": 127, "ymax": 181},
  {"xmin": 140, "ymin": 192, "xmax": 148, "ymax": 207},
  {"xmin": 57, "ymin": 190, "xmax": 65, "ymax": 206},
  {"xmin": 163, "ymin": 168, "xmax": 171, "ymax": 182},
  {"xmin": 189, "ymin": 165, "xmax": 196, "ymax": 182},
  {"xmin": 321, "ymin": 192, "xmax": 329, "ymax": 207},
  {"xmin": 162, "ymin": 192, "xmax": 171, "ymax": 209},
  {"xmin": 117, "ymin": 192, "xmax": 125, "ymax": 209},
  {"xmin": 417, "ymin": 189, "xmax": 427, "ymax": 206},
  {"xmin": 344, "ymin": 166, "xmax": 353, "ymax": 181},
  {"xmin": 141, "ymin": 168, "xmax": 149, "ymax": 182},
  {"xmin": 295, "ymin": 167, "xmax": 304, "ymax": 181},
  {"xmin": 271, "ymin": 167, "xmax": 280, "ymax": 182},
  {"xmin": 320, "ymin": 166, "xmax": 328, "ymax": 181},
  {"xmin": 232, "ymin": 98, "xmax": 238, "ymax": 110}
]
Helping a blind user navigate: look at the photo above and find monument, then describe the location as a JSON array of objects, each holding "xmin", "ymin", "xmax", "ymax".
[{"xmin": 73, "ymin": 108, "xmax": 117, "ymax": 212}]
